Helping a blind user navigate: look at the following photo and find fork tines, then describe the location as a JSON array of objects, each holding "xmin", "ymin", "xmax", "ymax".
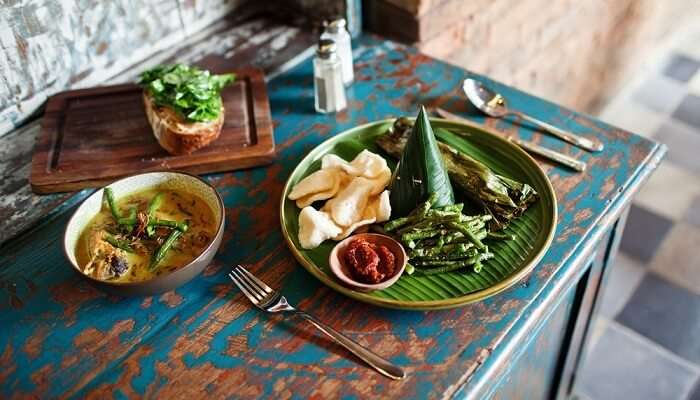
[{"xmin": 228, "ymin": 265, "xmax": 275, "ymax": 306}]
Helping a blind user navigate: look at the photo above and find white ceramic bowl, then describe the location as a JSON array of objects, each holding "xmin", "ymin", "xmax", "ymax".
[
  {"xmin": 329, "ymin": 233, "xmax": 407, "ymax": 292},
  {"xmin": 63, "ymin": 171, "xmax": 225, "ymax": 295}
]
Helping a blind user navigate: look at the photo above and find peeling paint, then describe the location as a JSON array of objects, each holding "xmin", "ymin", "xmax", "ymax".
[{"xmin": 0, "ymin": 35, "xmax": 664, "ymax": 399}]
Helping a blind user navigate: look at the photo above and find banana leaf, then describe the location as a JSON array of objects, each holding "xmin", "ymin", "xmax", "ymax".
[
  {"xmin": 389, "ymin": 107, "xmax": 455, "ymax": 217},
  {"xmin": 377, "ymin": 117, "xmax": 538, "ymax": 230}
]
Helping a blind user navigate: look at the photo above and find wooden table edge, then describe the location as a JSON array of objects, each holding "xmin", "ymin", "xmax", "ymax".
[{"xmin": 448, "ymin": 143, "xmax": 667, "ymax": 399}]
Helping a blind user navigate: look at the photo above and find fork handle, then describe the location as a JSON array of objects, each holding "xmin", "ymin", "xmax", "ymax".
[{"xmin": 294, "ymin": 310, "xmax": 407, "ymax": 380}]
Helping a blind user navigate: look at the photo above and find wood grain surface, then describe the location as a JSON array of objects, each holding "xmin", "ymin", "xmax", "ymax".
[
  {"xmin": 0, "ymin": 35, "xmax": 665, "ymax": 399},
  {"xmin": 30, "ymin": 68, "xmax": 274, "ymax": 193}
]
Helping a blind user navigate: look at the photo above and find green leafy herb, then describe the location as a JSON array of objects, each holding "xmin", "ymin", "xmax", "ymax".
[
  {"xmin": 138, "ymin": 64, "xmax": 235, "ymax": 122},
  {"xmin": 388, "ymin": 106, "xmax": 455, "ymax": 217}
]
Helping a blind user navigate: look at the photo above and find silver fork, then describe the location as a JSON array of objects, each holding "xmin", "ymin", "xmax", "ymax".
[{"xmin": 228, "ymin": 265, "xmax": 406, "ymax": 380}]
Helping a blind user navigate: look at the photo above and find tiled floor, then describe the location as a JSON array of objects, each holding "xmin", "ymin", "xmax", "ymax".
[{"xmin": 577, "ymin": 32, "xmax": 700, "ymax": 400}]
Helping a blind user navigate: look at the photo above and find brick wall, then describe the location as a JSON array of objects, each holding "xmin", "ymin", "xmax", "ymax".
[{"xmin": 366, "ymin": 0, "xmax": 700, "ymax": 113}]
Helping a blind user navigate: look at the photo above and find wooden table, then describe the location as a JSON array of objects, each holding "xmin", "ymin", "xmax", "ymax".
[{"xmin": 0, "ymin": 32, "xmax": 664, "ymax": 399}]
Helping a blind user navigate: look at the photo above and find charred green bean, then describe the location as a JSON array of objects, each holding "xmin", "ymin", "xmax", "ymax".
[
  {"xmin": 147, "ymin": 193, "xmax": 164, "ymax": 217},
  {"xmin": 146, "ymin": 193, "xmax": 164, "ymax": 237},
  {"xmin": 149, "ymin": 228, "xmax": 184, "ymax": 270},
  {"xmin": 148, "ymin": 218, "xmax": 189, "ymax": 232},
  {"xmin": 413, "ymin": 257, "xmax": 481, "ymax": 275},
  {"xmin": 104, "ymin": 188, "xmax": 121, "ymax": 221},
  {"xmin": 117, "ymin": 207, "xmax": 137, "ymax": 226},
  {"xmin": 447, "ymin": 222, "xmax": 486, "ymax": 250},
  {"xmin": 487, "ymin": 231, "xmax": 515, "ymax": 241}
]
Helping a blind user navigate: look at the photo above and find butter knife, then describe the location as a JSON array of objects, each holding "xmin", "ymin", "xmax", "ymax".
[{"xmin": 434, "ymin": 108, "xmax": 586, "ymax": 172}]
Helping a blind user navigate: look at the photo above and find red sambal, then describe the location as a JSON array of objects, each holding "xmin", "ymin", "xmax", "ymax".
[{"xmin": 343, "ymin": 237, "xmax": 396, "ymax": 284}]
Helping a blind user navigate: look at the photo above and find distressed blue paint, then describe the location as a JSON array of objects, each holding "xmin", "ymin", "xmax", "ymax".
[
  {"xmin": 0, "ymin": 35, "xmax": 664, "ymax": 398},
  {"xmin": 490, "ymin": 285, "xmax": 578, "ymax": 400}
]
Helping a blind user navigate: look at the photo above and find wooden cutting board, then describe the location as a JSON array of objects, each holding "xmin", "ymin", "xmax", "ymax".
[{"xmin": 30, "ymin": 68, "xmax": 275, "ymax": 193}]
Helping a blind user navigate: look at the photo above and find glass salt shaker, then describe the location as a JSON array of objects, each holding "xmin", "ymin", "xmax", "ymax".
[
  {"xmin": 321, "ymin": 18, "xmax": 354, "ymax": 86},
  {"xmin": 313, "ymin": 39, "xmax": 347, "ymax": 114}
]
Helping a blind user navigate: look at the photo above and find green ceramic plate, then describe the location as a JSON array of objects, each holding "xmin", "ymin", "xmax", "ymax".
[{"xmin": 280, "ymin": 118, "xmax": 557, "ymax": 310}]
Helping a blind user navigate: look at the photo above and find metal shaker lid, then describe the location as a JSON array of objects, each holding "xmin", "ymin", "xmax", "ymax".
[
  {"xmin": 323, "ymin": 18, "xmax": 347, "ymax": 33},
  {"xmin": 317, "ymin": 39, "xmax": 337, "ymax": 59}
]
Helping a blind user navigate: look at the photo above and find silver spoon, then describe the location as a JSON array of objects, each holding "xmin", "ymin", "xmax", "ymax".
[{"xmin": 462, "ymin": 78, "xmax": 604, "ymax": 152}]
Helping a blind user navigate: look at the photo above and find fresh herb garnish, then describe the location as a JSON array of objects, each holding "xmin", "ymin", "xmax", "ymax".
[{"xmin": 138, "ymin": 64, "xmax": 235, "ymax": 122}]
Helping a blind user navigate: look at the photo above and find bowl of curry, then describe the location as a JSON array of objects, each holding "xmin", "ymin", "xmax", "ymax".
[{"xmin": 64, "ymin": 171, "xmax": 225, "ymax": 295}]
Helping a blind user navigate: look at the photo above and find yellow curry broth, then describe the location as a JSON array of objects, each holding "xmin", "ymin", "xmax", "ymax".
[{"xmin": 76, "ymin": 188, "xmax": 216, "ymax": 282}]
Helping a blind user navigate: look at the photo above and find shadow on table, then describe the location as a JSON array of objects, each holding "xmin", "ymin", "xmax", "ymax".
[{"xmin": 268, "ymin": 72, "xmax": 317, "ymax": 115}]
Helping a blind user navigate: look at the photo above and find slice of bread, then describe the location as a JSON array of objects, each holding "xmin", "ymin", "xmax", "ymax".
[{"xmin": 143, "ymin": 92, "xmax": 224, "ymax": 155}]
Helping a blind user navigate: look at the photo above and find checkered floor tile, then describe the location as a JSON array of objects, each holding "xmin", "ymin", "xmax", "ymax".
[{"xmin": 577, "ymin": 43, "xmax": 700, "ymax": 399}]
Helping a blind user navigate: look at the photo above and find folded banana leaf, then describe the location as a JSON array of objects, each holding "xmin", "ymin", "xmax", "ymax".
[
  {"xmin": 377, "ymin": 117, "xmax": 538, "ymax": 230},
  {"xmin": 389, "ymin": 107, "xmax": 455, "ymax": 217}
]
